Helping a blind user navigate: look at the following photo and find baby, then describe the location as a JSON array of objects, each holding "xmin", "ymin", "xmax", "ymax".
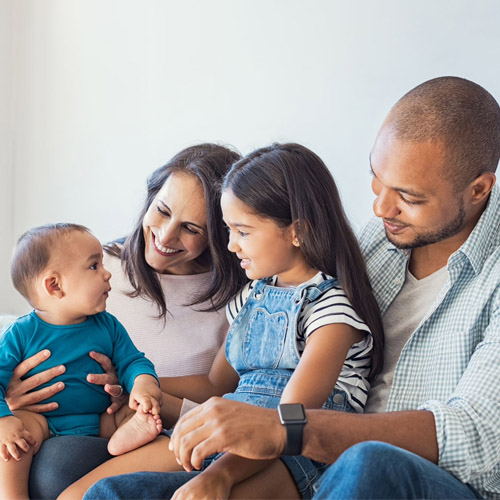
[{"xmin": 0, "ymin": 223, "xmax": 163, "ymax": 499}]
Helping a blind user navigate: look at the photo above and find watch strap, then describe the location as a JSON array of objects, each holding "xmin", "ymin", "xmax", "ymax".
[{"xmin": 283, "ymin": 422, "xmax": 304, "ymax": 456}]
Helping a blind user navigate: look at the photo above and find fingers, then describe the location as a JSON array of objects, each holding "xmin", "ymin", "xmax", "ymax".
[
  {"xmin": 19, "ymin": 401, "xmax": 59, "ymax": 414},
  {"xmin": 6, "ymin": 382, "xmax": 64, "ymax": 413},
  {"xmin": 6, "ymin": 441, "xmax": 22, "ymax": 461},
  {"xmin": 0, "ymin": 444, "xmax": 10, "ymax": 462},
  {"xmin": 103, "ymin": 383, "xmax": 124, "ymax": 398},
  {"xmin": 106, "ymin": 401, "xmax": 121, "ymax": 415},
  {"xmin": 88, "ymin": 351, "xmax": 115, "ymax": 374},
  {"xmin": 9, "ymin": 365, "xmax": 65, "ymax": 396},
  {"xmin": 11, "ymin": 349, "xmax": 51, "ymax": 379},
  {"xmin": 87, "ymin": 373, "xmax": 119, "ymax": 387}
]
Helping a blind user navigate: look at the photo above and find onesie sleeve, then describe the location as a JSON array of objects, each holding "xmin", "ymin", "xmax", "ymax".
[
  {"xmin": 0, "ymin": 324, "xmax": 24, "ymax": 418},
  {"xmin": 104, "ymin": 313, "xmax": 159, "ymax": 393}
]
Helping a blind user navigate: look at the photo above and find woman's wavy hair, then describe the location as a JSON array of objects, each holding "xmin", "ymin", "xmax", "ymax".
[
  {"xmin": 105, "ymin": 143, "xmax": 246, "ymax": 318},
  {"xmin": 222, "ymin": 143, "xmax": 384, "ymax": 379}
]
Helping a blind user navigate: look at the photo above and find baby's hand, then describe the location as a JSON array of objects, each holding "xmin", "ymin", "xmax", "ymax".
[
  {"xmin": 0, "ymin": 415, "xmax": 37, "ymax": 461},
  {"xmin": 129, "ymin": 374, "xmax": 162, "ymax": 415},
  {"xmin": 171, "ymin": 470, "xmax": 232, "ymax": 500}
]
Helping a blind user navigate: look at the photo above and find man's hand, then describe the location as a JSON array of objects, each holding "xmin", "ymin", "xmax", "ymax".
[
  {"xmin": 169, "ymin": 397, "xmax": 286, "ymax": 471},
  {"xmin": 5, "ymin": 350, "xmax": 65, "ymax": 413},
  {"xmin": 86, "ymin": 351, "xmax": 127, "ymax": 414}
]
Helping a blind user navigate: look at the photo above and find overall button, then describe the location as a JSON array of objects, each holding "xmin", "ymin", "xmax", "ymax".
[{"xmin": 333, "ymin": 393, "xmax": 345, "ymax": 405}]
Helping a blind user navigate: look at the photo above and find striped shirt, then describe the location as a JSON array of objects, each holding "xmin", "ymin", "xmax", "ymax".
[
  {"xmin": 226, "ymin": 272, "xmax": 373, "ymax": 412},
  {"xmin": 359, "ymin": 183, "xmax": 500, "ymax": 499}
]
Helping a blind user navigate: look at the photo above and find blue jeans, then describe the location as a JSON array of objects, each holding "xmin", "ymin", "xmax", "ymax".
[
  {"xmin": 313, "ymin": 441, "xmax": 482, "ymax": 499},
  {"xmin": 84, "ymin": 471, "xmax": 200, "ymax": 499},
  {"xmin": 29, "ymin": 435, "xmax": 111, "ymax": 499}
]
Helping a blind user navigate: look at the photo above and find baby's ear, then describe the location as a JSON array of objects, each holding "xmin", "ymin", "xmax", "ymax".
[{"xmin": 42, "ymin": 272, "xmax": 64, "ymax": 299}]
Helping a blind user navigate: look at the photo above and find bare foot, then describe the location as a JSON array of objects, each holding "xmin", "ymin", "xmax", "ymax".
[{"xmin": 107, "ymin": 410, "xmax": 163, "ymax": 456}]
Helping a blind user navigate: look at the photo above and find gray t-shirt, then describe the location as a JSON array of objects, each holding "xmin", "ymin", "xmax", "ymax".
[{"xmin": 365, "ymin": 265, "xmax": 448, "ymax": 414}]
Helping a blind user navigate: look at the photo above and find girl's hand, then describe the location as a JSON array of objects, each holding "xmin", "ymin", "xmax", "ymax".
[
  {"xmin": 0, "ymin": 416, "xmax": 37, "ymax": 461},
  {"xmin": 171, "ymin": 470, "xmax": 232, "ymax": 500},
  {"xmin": 5, "ymin": 350, "xmax": 64, "ymax": 413},
  {"xmin": 86, "ymin": 351, "xmax": 127, "ymax": 414}
]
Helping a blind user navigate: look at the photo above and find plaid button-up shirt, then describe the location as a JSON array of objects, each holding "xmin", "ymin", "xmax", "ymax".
[{"xmin": 359, "ymin": 184, "xmax": 500, "ymax": 499}]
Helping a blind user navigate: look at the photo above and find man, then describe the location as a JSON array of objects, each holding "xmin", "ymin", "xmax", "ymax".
[{"xmin": 81, "ymin": 77, "xmax": 500, "ymax": 498}]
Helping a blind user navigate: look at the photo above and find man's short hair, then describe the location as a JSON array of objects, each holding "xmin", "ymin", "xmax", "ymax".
[
  {"xmin": 11, "ymin": 223, "xmax": 90, "ymax": 304},
  {"xmin": 387, "ymin": 76, "xmax": 500, "ymax": 190}
]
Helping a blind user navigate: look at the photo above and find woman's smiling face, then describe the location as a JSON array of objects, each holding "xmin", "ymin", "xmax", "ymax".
[{"xmin": 142, "ymin": 172, "xmax": 209, "ymax": 275}]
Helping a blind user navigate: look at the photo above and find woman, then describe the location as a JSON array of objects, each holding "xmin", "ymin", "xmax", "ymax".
[{"xmin": 5, "ymin": 143, "xmax": 247, "ymax": 499}]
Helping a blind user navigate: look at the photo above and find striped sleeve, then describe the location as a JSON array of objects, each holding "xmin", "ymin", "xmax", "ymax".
[
  {"xmin": 226, "ymin": 281, "xmax": 256, "ymax": 324},
  {"xmin": 298, "ymin": 286, "xmax": 371, "ymax": 342}
]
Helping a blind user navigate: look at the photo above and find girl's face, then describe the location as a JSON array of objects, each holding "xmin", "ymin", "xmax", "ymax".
[
  {"xmin": 221, "ymin": 189, "xmax": 315, "ymax": 287},
  {"xmin": 142, "ymin": 172, "xmax": 209, "ymax": 275}
]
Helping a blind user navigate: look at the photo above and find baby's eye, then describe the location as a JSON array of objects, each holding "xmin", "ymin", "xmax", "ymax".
[{"xmin": 90, "ymin": 263, "xmax": 98, "ymax": 270}]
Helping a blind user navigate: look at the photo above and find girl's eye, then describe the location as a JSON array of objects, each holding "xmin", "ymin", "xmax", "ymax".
[{"xmin": 238, "ymin": 230, "xmax": 248, "ymax": 237}]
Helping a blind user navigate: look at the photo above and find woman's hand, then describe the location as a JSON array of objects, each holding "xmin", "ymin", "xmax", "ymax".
[
  {"xmin": 6, "ymin": 350, "xmax": 65, "ymax": 413},
  {"xmin": 86, "ymin": 351, "xmax": 128, "ymax": 414}
]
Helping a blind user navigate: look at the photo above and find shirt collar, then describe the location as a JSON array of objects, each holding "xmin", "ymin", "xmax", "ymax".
[{"xmin": 452, "ymin": 183, "xmax": 500, "ymax": 276}]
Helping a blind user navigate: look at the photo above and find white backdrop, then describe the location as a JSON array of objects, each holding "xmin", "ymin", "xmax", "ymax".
[{"xmin": 2, "ymin": 0, "xmax": 500, "ymax": 314}]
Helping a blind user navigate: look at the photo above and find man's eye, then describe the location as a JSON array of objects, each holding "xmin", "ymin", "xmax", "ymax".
[{"xmin": 401, "ymin": 196, "xmax": 425, "ymax": 206}]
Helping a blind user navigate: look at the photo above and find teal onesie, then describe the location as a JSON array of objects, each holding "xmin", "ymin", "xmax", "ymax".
[{"xmin": 0, "ymin": 311, "xmax": 158, "ymax": 436}]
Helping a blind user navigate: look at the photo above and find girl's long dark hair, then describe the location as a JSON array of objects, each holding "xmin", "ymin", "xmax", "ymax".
[
  {"xmin": 223, "ymin": 143, "xmax": 384, "ymax": 379},
  {"xmin": 105, "ymin": 143, "xmax": 247, "ymax": 318}
]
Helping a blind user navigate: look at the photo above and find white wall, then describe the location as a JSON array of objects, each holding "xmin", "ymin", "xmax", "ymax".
[
  {"xmin": 4, "ymin": 0, "xmax": 500, "ymax": 314},
  {"xmin": 0, "ymin": 0, "xmax": 14, "ymax": 312}
]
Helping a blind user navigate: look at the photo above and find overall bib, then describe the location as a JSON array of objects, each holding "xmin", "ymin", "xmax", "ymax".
[
  {"xmin": 220, "ymin": 277, "xmax": 354, "ymax": 498},
  {"xmin": 224, "ymin": 277, "xmax": 352, "ymax": 411}
]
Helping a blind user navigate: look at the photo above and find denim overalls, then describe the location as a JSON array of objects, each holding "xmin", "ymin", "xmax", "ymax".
[
  {"xmin": 224, "ymin": 277, "xmax": 352, "ymax": 411},
  {"xmin": 220, "ymin": 277, "xmax": 355, "ymax": 498}
]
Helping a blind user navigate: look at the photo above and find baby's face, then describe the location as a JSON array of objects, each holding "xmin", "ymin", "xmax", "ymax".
[{"xmin": 53, "ymin": 231, "xmax": 112, "ymax": 322}]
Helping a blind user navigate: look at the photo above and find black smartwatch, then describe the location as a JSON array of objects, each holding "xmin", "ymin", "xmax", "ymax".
[{"xmin": 278, "ymin": 403, "xmax": 307, "ymax": 456}]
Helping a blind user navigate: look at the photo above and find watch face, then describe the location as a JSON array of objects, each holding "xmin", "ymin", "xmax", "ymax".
[{"xmin": 279, "ymin": 403, "xmax": 307, "ymax": 423}]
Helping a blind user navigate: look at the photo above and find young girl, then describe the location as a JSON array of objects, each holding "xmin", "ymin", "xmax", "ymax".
[{"xmin": 60, "ymin": 143, "xmax": 383, "ymax": 500}]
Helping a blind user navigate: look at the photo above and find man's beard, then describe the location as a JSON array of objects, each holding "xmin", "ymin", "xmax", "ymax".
[{"xmin": 386, "ymin": 200, "xmax": 466, "ymax": 250}]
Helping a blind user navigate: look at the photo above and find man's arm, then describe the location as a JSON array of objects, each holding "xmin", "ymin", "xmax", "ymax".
[
  {"xmin": 302, "ymin": 408, "xmax": 437, "ymax": 464},
  {"xmin": 169, "ymin": 397, "xmax": 438, "ymax": 471}
]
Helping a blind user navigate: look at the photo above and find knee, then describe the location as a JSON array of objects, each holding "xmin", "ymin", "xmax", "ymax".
[
  {"xmin": 313, "ymin": 442, "xmax": 407, "ymax": 498},
  {"xmin": 337, "ymin": 441, "xmax": 399, "ymax": 472}
]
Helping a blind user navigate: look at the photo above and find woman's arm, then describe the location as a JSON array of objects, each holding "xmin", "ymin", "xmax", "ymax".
[{"xmin": 159, "ymin": 341, "xmax": 239, "ymax": 403}]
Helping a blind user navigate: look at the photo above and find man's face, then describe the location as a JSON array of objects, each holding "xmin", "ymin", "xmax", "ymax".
[{"xmin": 370, "ymin": 127, "xmax": 468, "ymax": 250}]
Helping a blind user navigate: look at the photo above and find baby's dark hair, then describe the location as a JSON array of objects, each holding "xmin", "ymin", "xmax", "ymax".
[
  {"xmin": 223, "ymin": 143, "xmax": 384, "ymax": 379},
  {"xmin": 11, "ymin": 223, "xmax": 90, "ymax": 304}
]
